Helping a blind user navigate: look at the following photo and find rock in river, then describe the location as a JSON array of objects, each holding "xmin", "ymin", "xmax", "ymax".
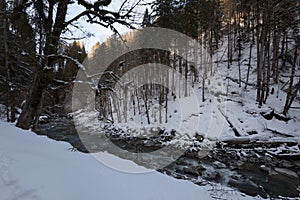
[{"xmin": 274, "ymin": 168, "xmax": 299, "ymax": 178}]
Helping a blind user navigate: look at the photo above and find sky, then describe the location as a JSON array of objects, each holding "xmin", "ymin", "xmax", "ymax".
[{"xmin": 66, "ymin": 0, "xmax": 151, "ymax": 51}]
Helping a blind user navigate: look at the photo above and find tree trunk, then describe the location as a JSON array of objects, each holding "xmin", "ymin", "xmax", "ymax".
[
  {"xmin": 144, "ymin": 86, "xmax": 151, "ymax": 125},
  {"xmin": 16, "ymin": 73, "xmax": 44, "ymax": 129},
  {"xmin": 256, "ymin": 26, "xmax": 262, "ymax": 102},
  {"xmin": 264, "ymin": 26, "xmax": 271, "ymax": 103},
  {"xmin": 283, "ymin": 42, "xmax": 299, "ymax": 115},
  {"xmin": 202, "ymin": 78, "xmax": 205, "ymax": 102},
  {"xmin": 185, "ymin": 45, "xmax": 188, "ymax": 97},
  {"xmin": 245, "ymin": 32, "xmax": 254, "ymax": 90},
  {"xmin": 272, "ymin": 30, "xmax": 280, "ymax": 83},
  {"xmin": 16, "ymin": 0, "xmax": 69, "ymax": 129},
  {"xmin": 238, "ymin": 27, "xmax": 242, "ymax": 88},
  {"xmin": 227, "ymin": 22, "xmax": 232, "ymax": 69}
]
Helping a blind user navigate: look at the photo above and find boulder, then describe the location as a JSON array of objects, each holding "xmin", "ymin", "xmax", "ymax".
[{"xmin": 274, "ymin": 168, "xmax": 299, "ymax": 178}]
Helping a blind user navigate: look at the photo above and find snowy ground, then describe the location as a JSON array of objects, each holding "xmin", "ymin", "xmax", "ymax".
[
  {"xmin": 1, "ymin": 34, "xmax": 298, "ymax": 199},
  {"xmin": 66, "ymin": 39, "xmax": 300, "ymax": 184},
  {"xmin": 72, "ymin": 39, "xmax": 300, "ymax": 158},
  {"xmin": 215, "ymin": 41, "xmax": 300, "ymax": 143},
  {"xmin": 0, "ymin": 121, "xmax": 260, "ymax": 200},
  {"xmin": 74, "ymin": 37, "xmax": 300, "ymax": 146}
]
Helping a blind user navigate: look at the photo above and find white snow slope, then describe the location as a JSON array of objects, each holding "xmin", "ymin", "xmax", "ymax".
[{"xmin": 0, "ymin": 121, "xmax": 258, "ymax": 200}]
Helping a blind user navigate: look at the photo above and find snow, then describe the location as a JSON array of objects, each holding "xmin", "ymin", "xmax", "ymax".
[
  {"xmin": 213, "ymin": 41, "xmax": 300, "ymax": 143},
  {"xmin": 0, "ymin": 121, "xmax": 256, "ymax": 200},
  {"xmin": 1, "ymin": 27, "xmax": 299, "ymax": 199},
  {"xmin": 71, "ymin": 37, "xmax": 300, "ymax": 164}
]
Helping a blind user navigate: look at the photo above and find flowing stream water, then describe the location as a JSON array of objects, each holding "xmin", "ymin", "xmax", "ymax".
[{"xmin": 35, "ymin": 116, "xmax": 300, "ymax": 199}]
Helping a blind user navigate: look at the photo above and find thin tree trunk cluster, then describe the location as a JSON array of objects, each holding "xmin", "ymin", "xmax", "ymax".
[
  {"xmin": 224, "ymin": 0, "xmax": 300, "ymax": 114},
  {"xmin": 95, "ymin": 48, "xmax": 199, "ymax": 124}
]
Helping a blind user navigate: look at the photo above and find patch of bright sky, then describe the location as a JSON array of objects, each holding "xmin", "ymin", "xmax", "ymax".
[{"xmin": 66, "ymin": 0, "xmax": 153, "ymax": 51}]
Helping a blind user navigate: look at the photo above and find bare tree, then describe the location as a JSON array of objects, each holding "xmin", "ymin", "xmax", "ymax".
[
  {"xmin": 16, "ymin": 0, "xmax": 140, "ymax": 130},
  {"xmin": 283, "ymin": 40, "xmax": 300, "ymax": 115}
]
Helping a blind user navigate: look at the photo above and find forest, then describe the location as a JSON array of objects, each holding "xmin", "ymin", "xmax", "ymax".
[
  {"xmin": 0, "ymin": 0, "xmax": 299, "ymax": 128},
  {"xmin": 0, "ymin": 0, "xmax": 300, "ymax": 199}
]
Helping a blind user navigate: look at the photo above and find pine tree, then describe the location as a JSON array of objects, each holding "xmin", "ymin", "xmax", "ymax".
[
  {"xmin": 62, "ymin": 41, "xmax": 87, "ymax": 82},
  {"xmin": 142, "ymin": 8, "xmax": 151, "ymax": 27},
  {"xmin": 0, "ymin": 0, "xmax": 36, "ymax": 122}
]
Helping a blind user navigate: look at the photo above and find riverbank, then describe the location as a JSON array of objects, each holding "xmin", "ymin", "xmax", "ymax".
[{"xmin": 35, "ymin": 116, "xmax": 300, "ymax": 198}]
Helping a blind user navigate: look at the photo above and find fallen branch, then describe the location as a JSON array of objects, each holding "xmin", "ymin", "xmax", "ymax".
[
  {"xmin": 290, "ymin": 106, "xmax": 300, "ymax": 109},
  {"xmin": 218, "ymin": 109, "xmax": 248, "ymax": 137},
  {"xmin": 226, "ymin": 76, "xmax": 255, "ymax": 87},
  {"xmin": 265, "ymin": 128, "xmax": 293, "ymax": 137}
]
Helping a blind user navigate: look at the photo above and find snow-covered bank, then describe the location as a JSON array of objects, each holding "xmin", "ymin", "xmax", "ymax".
[{"xmin": 0, "ymin": 121, "xmax": 256, "ymax": 200}]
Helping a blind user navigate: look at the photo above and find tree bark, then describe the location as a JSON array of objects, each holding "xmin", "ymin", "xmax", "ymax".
[
  {"xmin": 272, "ymin": 30, "xmax": 280, "ymax": 83},
  {"xmin": 16, "ymin": 0, "xmax": 69, "ymax": 129},
  {"xmin": 283, "ymin": 42, "xmax": 299, "ymax": 115},
  {"xmin": 245, "ymin": 32, "xmax": 254, "ymax": 90}
]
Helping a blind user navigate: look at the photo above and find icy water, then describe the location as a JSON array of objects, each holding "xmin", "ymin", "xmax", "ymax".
[{"xmin": 35, "ymin": 116, "xmax": 300, "ymax": 198}]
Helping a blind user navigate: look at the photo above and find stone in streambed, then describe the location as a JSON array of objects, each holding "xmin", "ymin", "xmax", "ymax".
[
  {"xmin": 260, "ymin": 165, "xmax": 278, "ymax": 175},
  {"xmin": 274, "ymin": 168, "xmax": 299, "ymax": 178},
  {"xmin": 213, "ymin": 161, "xmax": 226, "ymax": 169}
]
